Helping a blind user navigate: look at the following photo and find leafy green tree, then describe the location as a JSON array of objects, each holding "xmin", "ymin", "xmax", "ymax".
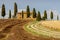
[
  {"xmin": 36, "ymin": 11, "xmax": 41, "ymax": 21},
  {"xmin": 33, "ymin": 8, "xmax": 36, "ymax": 18},
  {"xmin": 26, "ymin": 5, "xmax": 30, "ymax": 18},
  {"xmin": 43, "ymin": 10, "xmax": 47, "ymax": 20},
  {"xmin": 14, "ymin": 2, "xmax": 18, "ymax": 18},
  {"xmin": 57, "ymin": 15, "xmax": 59, "ymax": 20},
  {"xmin": 1, "ymin": 4, "xmax": 6, "ymax": 18},
  {"xmin": 50, "ymin": 11, "xmax": 53, "ymax": 20},
  {"xmin": 9, "ymin": 10, "xmax": 11, "ymax": 18},
  {"xmin": 22, "ymin": 10, "xmax": 24, "ymax": 18}
]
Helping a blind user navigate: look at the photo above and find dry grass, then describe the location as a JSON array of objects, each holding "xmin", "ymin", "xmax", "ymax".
[
  {"xmin": 0, "ymin": 19, "xmax": 60, "ymax": 40},
  {"xmin": 40, "ymin": 21, "xmax": 60, "ymax": 30}
]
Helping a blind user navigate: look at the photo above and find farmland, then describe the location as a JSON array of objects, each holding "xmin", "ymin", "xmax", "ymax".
[
  {"xmin": 0, "ymin": 19, "xmax": 60, "ymax": 40},
  {"xmin": 24, "ymin": 21, "xmax": 60, "ymax": 40},
  {"xmin": 0, "ymin": 19, "xmax": 34, "ymax": 40}
]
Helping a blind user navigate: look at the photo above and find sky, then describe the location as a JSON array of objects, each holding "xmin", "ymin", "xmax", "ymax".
[{"xmin": 0, "ymin": 0, "xmax": 60, "ymax": 19}]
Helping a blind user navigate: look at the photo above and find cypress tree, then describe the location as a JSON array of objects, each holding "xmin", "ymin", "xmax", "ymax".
[
  {"xmin": 9, "ymin": 10, "xmax": 11, "ymax": 18},
  {"xmin": 42, "ymin": 16, "xmax": 45, "ymax": 20},
  {"xmin": 1, "ymin": 4, "xmax": 6, "ymax": 18},
  {"xmin": 26, "ymin": 5, "xmax": 30, "ymax": 18},
  {"xmin": 50, "ymin": 11, "xmax": 53, "ymax": 20},
  {"xmin": 57, "ymin": 15, "xmax": 59, "ymax": 20},
  {"xmin": 36, "ymin": 11, "xmax": 41, "ymax": 21},
  {"xmin": 44, "ymin": 10, "xmax": 47, "ymax": 20},
  {"xmin": 14, "ymin": 2, "xmax": 18, "ymax": 18},
  {"xmin": 33, "ymin": 8, "xmax": 36, "ymax": 18},
  {"xmin": 22, "ymin": 10, "xmax": 24, "ymax": 18}
]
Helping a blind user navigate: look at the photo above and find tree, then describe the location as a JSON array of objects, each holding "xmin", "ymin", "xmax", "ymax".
[
  {"xmin": 36, "ymin": 11, "xmax": 41, "ymax": 21},
  {"xmin": 57, "ymin": 15, "xmax": 59, "ymax": 20},
  {"xmin": 1, "ymin": 4, "xmax": 6, "ymax": 18},
  {"xmin": 50, "ymin": 11, "xmax": 53, "ymax": 20},
  {"xmin": 26, "ymin": 5, "xmax": 30, "ymax": 18},
  {"xmin": 22, "ymin": 10, "xmax": 24, "ymax": 18},
  {"xmin": 33, "ymin": 8, "xmax": 36, "ymax": 18},
  {"xmin": 42, "ymin": 16, "xmax": 45, "ymax": 20},
  {"xmin": 9, "ymin": 10, "xmax": 11, "ymax": 18},
  {"xmin": 43, "ymin": 10, "xmax": 47, "ymax": 20},
  {"xmin": 14, "ymin": 2, "xmax": 18, "ymax": 18}
]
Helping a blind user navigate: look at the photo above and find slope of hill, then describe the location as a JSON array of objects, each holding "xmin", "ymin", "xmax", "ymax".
[
  {"xmin": 0, "ymin": 19, "xmax": 60, "ymax": 40},
  {"xmin": 24, "ymin": 21, "xmax": 60, "ymax": 40},
  {"xmin": 0, "ymin": 19, "xmax": 34, "ymax": 40}
]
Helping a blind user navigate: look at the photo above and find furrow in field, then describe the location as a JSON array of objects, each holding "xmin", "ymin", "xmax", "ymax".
[{"xmin": 25, "ymin": 21, "xmax": 60, "ymax": 38}]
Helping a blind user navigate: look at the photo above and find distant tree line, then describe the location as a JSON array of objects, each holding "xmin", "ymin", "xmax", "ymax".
[{"xmin": 1, "ymin": 2, "xmax": 59, "ymax": 21}]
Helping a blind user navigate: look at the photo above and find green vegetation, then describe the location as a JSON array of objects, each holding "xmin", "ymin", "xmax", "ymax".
[
  {"xmin": 43, "ymin": 10, "xmax": 47, "ymax": 20},
  {"xmin": 36, "ymin": 11, "xmax": 41, "ymax": 21},
  {"xmin": 0, "ymin": 2, "xmax": 59, "ymax": 21},
  {"xmin": 9, "ymin": 10, "xmax": 11, "ymax": 18},
  {"xmin": 22, "ymin": 10, "xmax": 24, "ymax": 18},
  {"xmin": 14, "ymin": 2, "xmax": 18, "ymax": 18},
  {"xmin": 50, "ymin": 11, "xmax": 53, "ymax": 20},
  {"xmin": 57, "ymin": 15, "xmax": 59, "ymax": 20},
  {"xmin": 33, "ymin": 8, "xmax": 36, "ymax": 18},
  {"xmin": 26, "ymin": 5, "xmax": 30, "ymax": 18},
  {"xmin": 1, "ymin": 4, "xmax": 6, "ymax": 18}
]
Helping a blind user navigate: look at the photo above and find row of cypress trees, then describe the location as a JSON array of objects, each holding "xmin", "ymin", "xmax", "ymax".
[
  {"xmin": 36, "ymin": 10, "xmax": 53, "ymax": 21},
  {"xmin": 26, "ymin": 5, "xmax": 57, "ymax": 21},
  {"xmin": 26, "ymin": 6, "xmax": 37, "ymax": 18},
  {"xmin": 36, "ymin": 10, "xmax": 59, "ymax": 21},
  {"xmin": 1, "ymin": 2, "xmax": 37, "ymax": 19},
  {"xmin": 1, "ymin": 2, "xmax": 59, "ymax": 21},
  {"xmin": 1, "ymin": 2, "xmax": 17, "ymax": 18}
]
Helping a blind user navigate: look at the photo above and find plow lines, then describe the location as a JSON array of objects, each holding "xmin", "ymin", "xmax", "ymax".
[{"xmin": 24, "ymin": 21, "xmax": 60, "ymax": 38}]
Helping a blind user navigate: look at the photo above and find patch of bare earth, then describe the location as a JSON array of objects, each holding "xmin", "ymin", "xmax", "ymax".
[{"xmin": 0, "ymin": 19, "xmax": 60, "ymax": 40}]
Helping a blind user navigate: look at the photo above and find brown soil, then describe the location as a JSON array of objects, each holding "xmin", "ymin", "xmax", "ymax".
[{"xmin": 0, "ymin": 19, "xmax": 60, "ymax": 40}]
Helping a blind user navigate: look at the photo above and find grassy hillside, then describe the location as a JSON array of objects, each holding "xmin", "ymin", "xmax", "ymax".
[
  {"xmin": 0, "ymin": 19, "xmax": 60, "ymax": 40},
  {"xmin": 24, "ymin": 21, "xmax": 60, "ymax": 40}
]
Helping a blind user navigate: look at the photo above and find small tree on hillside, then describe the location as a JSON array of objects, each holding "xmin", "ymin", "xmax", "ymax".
[
  {"xmin": 14, "ymin": 2, "xmax": 18, "ymax": 18},
  {"xmin": 42, "ymin": 16, "xmax": 45, "ymax": 20},
  {"xmin": 1, "ymin": 4, "xmax": 6, "ymax": 18},
  {"xmin": 33, "ymin": 8, "xmax": 36, "ymax": 18},
  {"xmin": 36, "ymin": 11, "xmax": 41, "ymax": 21},
  {"xmin": 26, "ymin": 5, "xmax": 30, "ymax": 18},
  {"xmin": 22, "ymin": 10, "xmax": 24, "ymax": 18},
  {"xmin": 50, "ymin": 11, "xmax": 53, "ymax": 20},
  {"xmin": 9, "ymin": 10, "xmax": 11, "ymax": 18},
  {"xmin": 57, "ymin": 15, "xmax": 59, "ymax": 20},
  {"xmin": 43, "ymin": 10, "xmax": 47, "ymax": 20}
]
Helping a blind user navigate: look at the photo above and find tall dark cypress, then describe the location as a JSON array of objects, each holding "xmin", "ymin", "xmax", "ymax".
[
  {"xmin": 9, "ymin": 10, "xmax": 11, "ymax": 18},
  {"xmin": 33, "ymin": 8, "xmax": 36, "ymax": 18},
  {"xmin": 22, "ymin": 10, "xmax": 24, "ymax": 18},
  {"xmin": 44, "ymin": 10, "xmax": 47, "ymax": 20},
  {"xmin": 26, "ymin": 5, "xmax": 30, "ymax": 18},
  {"xmin": 14, "ymin": 2, "xmax": 18, "ymax": 17},
  {"xmin": 57, "ymin": 15, "xmax": 59, "ymax": 20},
  {"xmin": 36, "ymin": 11, "xmax": 41, "ymax": 21},
  {"xmin": 50, "ymin": 11, "xmax": 53, "ymax": 20},
  {"xmin": 1, "ymin": 4, "xmax": 6, "ymax": 18}
]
